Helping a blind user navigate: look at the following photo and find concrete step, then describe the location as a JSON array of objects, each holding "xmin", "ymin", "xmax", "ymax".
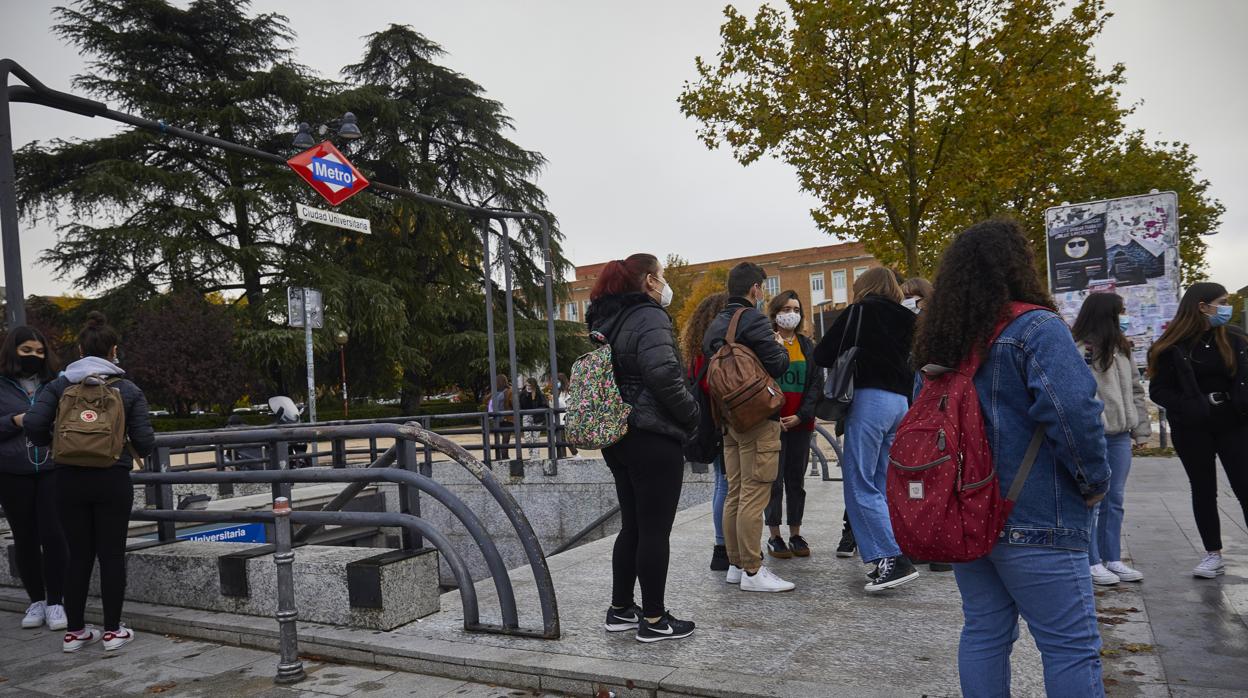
[{"xmin": 1, "ymin": 539, "xmax": 439, "ymax": 631}]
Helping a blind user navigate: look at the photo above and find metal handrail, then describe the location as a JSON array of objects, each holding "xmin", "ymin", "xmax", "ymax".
[
  {"xmin": 141, "ymin": 421, "xmax": 560, "ymax": 639},
  {"xmin": 813, "ymin": 423, "xmax": 844, "ymax": 482}
]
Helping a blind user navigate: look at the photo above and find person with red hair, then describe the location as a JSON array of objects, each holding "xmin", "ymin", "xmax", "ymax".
[{"xmin": 588, "ymin": 253, "xmax": 700, "ymax": 643}]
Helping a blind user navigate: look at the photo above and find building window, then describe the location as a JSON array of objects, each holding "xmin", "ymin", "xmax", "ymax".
[
  {"xmin": 832, "ymin": 269, "xmax": 848, "ymax": 304},
  {"xmin": 810, "ymin": 272, "xmax": 826, "ymax": 305},
  {"xmin": 566, "ymin": 302, "xmax": 578, "ymax": 321},
  {"xmin": 854, "ymin": 266, "xmax": 868, "ymax": 281},
  {"xmin": 765, "ymin": 276, "xmax": 780, "ymax": 299},
  {"xmin": 582, "ymin": 300, "xmax": 590, "ymax": 319}
]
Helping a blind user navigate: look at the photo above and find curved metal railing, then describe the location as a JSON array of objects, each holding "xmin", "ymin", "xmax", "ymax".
[
  {"xmin": 811, "ymin": 423, "xmax": 844, "ymax": 482},
  {"xmin": 134, "ymin": 421, "xmax": 559, "ymax": 639}
]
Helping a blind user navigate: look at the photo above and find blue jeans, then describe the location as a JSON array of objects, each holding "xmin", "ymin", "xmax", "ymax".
[
  {"xmin": 712, "ymin": 454, "xmax": 728, "ymax": 546},
  {"xmin": 842, "ymin": 388, "xmax": 907, "ymax": 563},
  {"xmin": 1088, "ymin": 432, "xmax": 1132, "ymax": 565},
  {"xmin": 955, "ymin": 544, "xmax": 1104, "ymax": 698}
]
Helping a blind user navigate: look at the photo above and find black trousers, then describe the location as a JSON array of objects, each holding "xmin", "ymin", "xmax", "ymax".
[
  {"xmin": 765, "ymin": 429, "xmax": 812, "ymax": 528},
  {"xmin": 57, "ymin": 466, "xmax": 133, "ymax": 632},
  {"xmin": 0, "ymin": 470, "xmax": 67, "ymax": 605},
  {"xmin": 602, "ymin": 428, "xmax": 684, "ymax": 618},
  {"xmin": 1171, "ymin": 415, "xmax": 1248, "ymax": 552}
]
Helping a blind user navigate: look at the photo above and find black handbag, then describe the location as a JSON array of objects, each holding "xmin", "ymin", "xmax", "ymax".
[{"xmin": 816, "ymin": 304, "xmax": 862, "ymax": 422}]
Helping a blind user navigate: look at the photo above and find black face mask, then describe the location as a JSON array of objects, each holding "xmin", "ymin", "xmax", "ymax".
[{"xmin": 17, "ymin": 355, "xmax": 44, "ymax": 376}]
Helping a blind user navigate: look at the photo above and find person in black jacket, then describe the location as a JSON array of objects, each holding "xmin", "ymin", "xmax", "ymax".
[
  {"xmin": 518, "ymin": 377, "xmax": 548, "ymax": 460},
  {"xmin": 701, "ymin": 262, "xmax": 794, "ymax": 593},
  {"xmin": 1147, "ymin": 282, "xmax": 1248, "ymax": 579},
  {"xmin": 763, "ymin": 291, "xmax": 821, "ymax": 560},
  {"xmin": 24, "ymin": 312, "xmax": 155, "ymax": 652},
  {"xmin": 814, "ymin": 267, "xmax": 919, "ymax": 591},
  {"xmin": 0, "ymin": 326, "xmax": 68, "ymax": 631},
  {"xmin": 587, "ymin": 253, "xmax": 699, "ymax": 643}
]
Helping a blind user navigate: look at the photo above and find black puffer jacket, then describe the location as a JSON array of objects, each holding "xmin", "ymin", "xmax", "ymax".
[
  {"xmin": 0, "ymin": 376, "xmax": 53, "ymax": 474},
  {"xmin": 587, "ymin": 292, "xmax": 699, "ymax": 443},
  {"xmin": 814, "ymin": 294, "xmax": 916, "ymax": 397},
  {"xmin": 23, "ymin": 358, "xmax": 156, "ymax": 469}
]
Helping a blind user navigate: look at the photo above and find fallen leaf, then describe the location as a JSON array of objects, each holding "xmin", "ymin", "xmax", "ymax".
[
  {"xmin": 1097, "ymin": 616, "xmax": 1128, "ymax": 625},
  {"xmin": 145, "ymin": 682, "xmax": 177, "ymax": 694},
  {"xmin": 1122, "ymin": 643, "xmax": 1155, "ymax": 653},
  {"xmin": 1123, "ymin": 670, "xmax": 1145, "ymax": 676}
]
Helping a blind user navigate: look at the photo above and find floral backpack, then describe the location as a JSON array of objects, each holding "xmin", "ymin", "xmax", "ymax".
[{"xmin": 565, "ymin": 305, "xmax": 643, "ymax": 450}]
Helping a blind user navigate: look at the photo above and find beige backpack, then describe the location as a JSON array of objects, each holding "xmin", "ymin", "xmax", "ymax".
[
  {"xmin": 52, "ymin": 377, "xmax": 127, "ymax": 467},
  {"xmin": 706, "ymin": 308, "xmax": 785, "ymax": 433}
]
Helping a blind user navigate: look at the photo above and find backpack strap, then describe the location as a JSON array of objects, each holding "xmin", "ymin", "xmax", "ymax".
[
  {"xmin": 1005, "ymin": 426, "xmax": 1046, "ymax": 502},
  {"xmin": 725, "ymin": 308, "xmax": 749, "ymax": 344}
]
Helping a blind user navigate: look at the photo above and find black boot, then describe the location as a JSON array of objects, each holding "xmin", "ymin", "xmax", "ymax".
[{"xmin": 710, "ymin": 544, "xmax": 729, "ymax": 571}]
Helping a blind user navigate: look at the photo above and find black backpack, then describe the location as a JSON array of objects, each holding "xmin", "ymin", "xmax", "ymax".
[{"xmin": 683, "ymin": 359, "xmax": 723, "ymax": 464}]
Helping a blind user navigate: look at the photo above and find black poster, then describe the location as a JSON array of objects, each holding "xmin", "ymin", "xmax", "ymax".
[{"xmin": 1048, "ymin": 213, "xmax": 1108, "ymax": 293}]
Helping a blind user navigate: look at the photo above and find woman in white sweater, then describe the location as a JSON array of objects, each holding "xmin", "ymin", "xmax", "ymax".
[{"xmin": 1072, "ymin": 293, "xmax": 1152, "ymax": 585}]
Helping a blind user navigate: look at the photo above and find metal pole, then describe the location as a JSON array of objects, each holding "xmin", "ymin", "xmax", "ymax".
[
  {"xmin": 498, "ymin": 219, "xmax": 523, "ymax": 472},
  {"xmin": 0, "ymin": 63, "xmax": 26, "ymax": 327},
  {"xmin": 481, "ymin": 219, "xmax": 499, "ymax": 458},
  {"xmin": 339, "ymin": 345, "xmax": 348, "ymax": 418},
  {"xmin": 303, "ymin": 288, "xmax": 316, "ymax": 424},
  {"xmin": 271, "ymin": 496, "xmax": 305, "ymax": 685},
  {"xmin": 536, "ymin": 215, "xmax": 560, "ymax": 471}
]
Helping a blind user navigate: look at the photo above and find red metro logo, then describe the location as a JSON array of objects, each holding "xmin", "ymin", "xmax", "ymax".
[{"xmin": 287, "ymin": 141, "xmax": 370, "ymax": 207}]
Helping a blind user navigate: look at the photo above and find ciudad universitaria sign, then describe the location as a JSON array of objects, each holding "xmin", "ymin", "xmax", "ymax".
[{"xmin": 286, "ymin": 140, "xmax": 370, "ymax": 206}]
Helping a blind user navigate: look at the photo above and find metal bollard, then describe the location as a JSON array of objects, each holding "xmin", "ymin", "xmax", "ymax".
[{"xmin": 272, "ymin": 497, "xmax": 305, "ymax": 685}]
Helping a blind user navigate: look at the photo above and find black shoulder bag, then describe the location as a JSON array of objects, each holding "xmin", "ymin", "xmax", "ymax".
[{"xmin": 815, "ymin": 304, "xmax": 863, "ymax": 422}]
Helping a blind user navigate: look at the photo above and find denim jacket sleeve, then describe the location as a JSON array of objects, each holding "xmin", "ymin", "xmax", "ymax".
[{"xmin": 1020, "ymin": 314, "xmax": 1110, "ymax": 497}]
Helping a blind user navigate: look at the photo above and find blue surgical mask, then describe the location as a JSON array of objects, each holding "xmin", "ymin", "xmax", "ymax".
[
  {"xmin": 1209, "ymin": 304, "xmax": 1233, "ymax": 327},
  {"xmin": 1118, "ymin": 315, "xmax": 1130, "ymax": 332}
]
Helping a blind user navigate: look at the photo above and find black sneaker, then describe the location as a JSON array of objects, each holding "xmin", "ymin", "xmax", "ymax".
[
  {"xmin": 767, "ymin": 536, "xmax": 793, "ymax": 559},
  {"xmin": 636, "ymin": 611, "xmax": 695, "ymax": 643},
  {"xmin": 836, "ymin": 528, "xmax": 857, "ymax": 558},
  {"xmin": 864, "ymin": 556, "xmax": 919, "ymax": 592},
  {"xmin": 789, "ymin": 535, "xmax": 811, "ymax": 558},
  {"xmin": 710, "ymin": 545, "xmax": 729, "ymax": 572},
  {"xmin": 603, "ymin": 605, "xmax": 642, "ymax": 632}
]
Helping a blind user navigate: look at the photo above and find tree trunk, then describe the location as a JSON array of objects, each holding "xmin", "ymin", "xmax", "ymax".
[{"xmin": 399, "ymin": 368, "xmax": 424, "ymax": 414}]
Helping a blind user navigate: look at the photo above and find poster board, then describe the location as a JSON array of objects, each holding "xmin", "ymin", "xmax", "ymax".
[{"xmin": 1045, "ymin": 191, "xmax": 1180, "ymax": 367}]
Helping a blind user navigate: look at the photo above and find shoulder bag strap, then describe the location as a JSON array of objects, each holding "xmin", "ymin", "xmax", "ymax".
[
  {"xmin": 1005, "ymin": 426, "xmax": 1046, "ymax": 502},
  {"xmin": 725, "ymin": 308, "xmax": 748, "ymax": 345}
]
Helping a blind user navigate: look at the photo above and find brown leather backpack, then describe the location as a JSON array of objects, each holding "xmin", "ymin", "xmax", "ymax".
[{"xmin": 706, "ymin": 308, "xmax": 785, "ymax": 433}]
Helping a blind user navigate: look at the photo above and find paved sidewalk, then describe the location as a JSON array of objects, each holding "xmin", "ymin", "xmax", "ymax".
[{"xmin": 0, "ymin": 610, "xmax": 565, "ymax": 697}]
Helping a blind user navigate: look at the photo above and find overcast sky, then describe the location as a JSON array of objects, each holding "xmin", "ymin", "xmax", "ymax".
[{"xmin": 2, "ymin": 0, "xmax": 1244, "ymax": 297}]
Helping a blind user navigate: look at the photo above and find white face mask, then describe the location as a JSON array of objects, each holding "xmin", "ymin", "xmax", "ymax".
[
  {"xmin": 902, "ymin": 297, "xmax": 920, "ymax": 314},
  {"xmin": 775, "ymin": 311, "xmax": 801, "ymax": 330},
  {"xmin": 658, "ymin": 279, "xmax": 673, "ymax": 308}
]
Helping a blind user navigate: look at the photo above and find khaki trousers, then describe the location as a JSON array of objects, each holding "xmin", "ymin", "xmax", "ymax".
[{"xmin": 722, "ymin": 418, "xmax": 782, "ymax": 573}]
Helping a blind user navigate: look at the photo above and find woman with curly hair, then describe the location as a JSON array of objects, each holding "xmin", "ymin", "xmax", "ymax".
[
  {"xmin": 682, "ymin": 292, "xmax": 730, "ymax": 571},
  {"xmin": 914, "ymin": 219, "xmax": 1109, "ymax": 697}
]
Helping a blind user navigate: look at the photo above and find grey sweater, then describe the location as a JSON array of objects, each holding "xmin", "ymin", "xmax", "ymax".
[{"xmin": 1082, "ymin": 342, "xmax": 1151, "ymax": 439}]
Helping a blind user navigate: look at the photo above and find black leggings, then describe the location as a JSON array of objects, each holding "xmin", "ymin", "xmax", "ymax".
[
  {"xmin": 0, "ymin": 470, "xmax": 67, "ymax": 605},
  {"xmin": 57, "ymin": 466, "xmax": 133, "ymax": 632},
  {"xmin": 766, "ymin": 429, "xmax": 812, "ymax": 528},
  {"xmin": 602, "ymin": 428, "xmax": 684, "ymax": 618},
  {"xmin": 1171, "ymin": 417, "xmax": 1248, "ymax": 552}
]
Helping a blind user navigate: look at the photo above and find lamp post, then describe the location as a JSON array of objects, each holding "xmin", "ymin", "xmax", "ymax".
[
  {"xmin": 334, "ymin": 330, "xmax": 349, "ymax": 418},
  {"xmin": 293, "ymin": 112, "xmax": 362, "ymax": 149}
]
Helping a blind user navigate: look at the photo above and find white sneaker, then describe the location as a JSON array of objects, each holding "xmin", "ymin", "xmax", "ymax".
[
  {"xmin": 1105, "ymin": 561, "xmax": 1143, "ymax": 582},
  {"xmin": 45, "ymin": 604, "xmax": 68, "ymax": 630},
  {"xmin": 726, "ymin": 565, "xmax": 742, "ymax": 584},
  {"xmin": 102, "ymin": 625, "xmax": 135, "ymax": 651},
  {"xmin": 1193, "ymin": 552, "xmax": 1225, "ymax": 579},
  {"xmin": 21, "ymin": 601, "xmax": 46, "ymax": 629},
  {"xmin": 1090, "ymin": 563, "xmax": 1120, "ymax": 585},
  {"xmin": 63, "ymin": 626, "xmax": 102, "ymax": 652},
  {"xmin": 740, "ymin": 566, "xmax": 796, "ymax": 593}
]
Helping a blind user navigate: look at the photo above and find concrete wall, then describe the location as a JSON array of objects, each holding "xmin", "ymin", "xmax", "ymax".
[{"xmin": 382, "ymin": 457, "xmax": 713, "ymax": 585}]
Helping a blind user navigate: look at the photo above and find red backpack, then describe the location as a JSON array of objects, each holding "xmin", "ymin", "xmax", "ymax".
[{"xmin": 886, "ymin": 302, "xmax": 1047, "ymax": 563}]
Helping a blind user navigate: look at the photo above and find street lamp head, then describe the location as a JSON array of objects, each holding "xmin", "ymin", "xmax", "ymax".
[
  {"xmin": 292, "ymin": 122, "xmax": 315, "ymax": 149},
  {"xmin": 334, "ymin": 330, "xmax": 349, "ymax": 346},
  {"xmin": 337, "ymin": 112, "xmax": 362, "ymax": 140}
]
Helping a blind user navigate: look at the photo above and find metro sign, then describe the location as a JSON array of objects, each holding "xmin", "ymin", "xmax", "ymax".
[{"xmin": 286, "ymin": 141, "xmax": 370, "ymax": 206}]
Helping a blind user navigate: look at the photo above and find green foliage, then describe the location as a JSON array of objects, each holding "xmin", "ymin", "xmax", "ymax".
[
  {"xmin": 16, "ymin": 2, "xmax": 572, "ymax": 410},
  {"xmin": 680, "ymin": 0, "xmax": 1220, "ymax": 277},
  {"xmin": 662, "ymin": 254, "xmax": 697, "ymax": 336}
]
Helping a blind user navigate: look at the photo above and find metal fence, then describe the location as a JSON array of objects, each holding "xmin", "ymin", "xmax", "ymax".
[{"xmin": 132, "ymin": 421, "xmax": 560, "ymax": 640}]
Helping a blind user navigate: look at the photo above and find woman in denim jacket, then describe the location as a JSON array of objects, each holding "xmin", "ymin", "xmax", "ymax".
[{"xmin": 913, "ymin": 220, "xmax": 1111, "ymax": 698}]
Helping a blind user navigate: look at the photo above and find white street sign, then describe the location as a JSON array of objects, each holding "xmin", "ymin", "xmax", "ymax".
[
  {"xmin": 296, "ymin": 203, "xmax": 371, "ymax": 234},
  {"xmin": 287, "ymin": 286, "xmax": 323, "ymax": 328}
]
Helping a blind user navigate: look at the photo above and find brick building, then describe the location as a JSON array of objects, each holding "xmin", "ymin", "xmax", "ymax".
[{"xmin": 553, "ymin": 241, "xmax": 880, "ymax": 338}]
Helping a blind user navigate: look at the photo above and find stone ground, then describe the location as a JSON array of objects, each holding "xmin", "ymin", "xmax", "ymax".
[
  {"xmin": 0, "ymin": 612, "xmax": 567, "ymax": 697},
  {"xmin": 1, "ymin": 456, "xmax": 1244, "ymax": 697}
]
